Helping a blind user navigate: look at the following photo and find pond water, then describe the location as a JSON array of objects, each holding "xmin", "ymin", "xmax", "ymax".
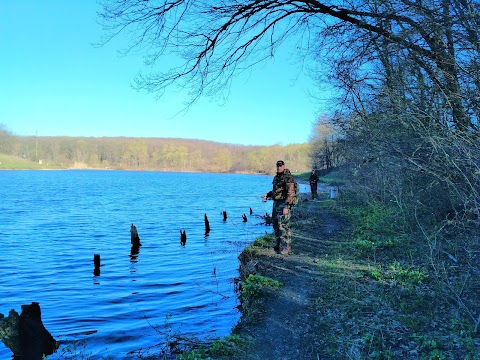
[{"xmin": 0, "ymin": 170, "xmax": 277, "ymax": 358}]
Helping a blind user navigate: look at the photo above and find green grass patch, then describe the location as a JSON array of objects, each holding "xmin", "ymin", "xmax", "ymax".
[
  {"xmin": 0, "ymin": 153, "xmax": 63, "ymax": 170},
  {"xmin": 177, "ymin": 347, "xmax": 211, "ymax": 360},
  {"xmin": 239, "ymin": 234, "xmax": 275, "ymax": 264},
  {"xmin": 209, "ymin": 334, "xmax": 242, "ymax": 356},
  {"xmin": 177, "ymin": 335, "xmax": 244, "ymax": 360},
  {"xmin": 365, "ymin": 262, "xmax": 429, "ymax": 285},
  {"xmin": 252, "ymin": 233, "xmax": 275, "ymax": 248},
  {"xmin": 387, "ymin": 261, "xmax": 429, "ymax": 285},
  {"xmin": 347, "ymin": 201, "xmax": 406, "ymax": 255},
  {"xmin": 240, "ymin": 274, "xmax": 282, "ymax": 303}
]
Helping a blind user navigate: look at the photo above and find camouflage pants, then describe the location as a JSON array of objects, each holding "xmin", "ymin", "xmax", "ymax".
[{"xmin": 272, "ymin": 201, "xmax": 291, "ymax": 245}]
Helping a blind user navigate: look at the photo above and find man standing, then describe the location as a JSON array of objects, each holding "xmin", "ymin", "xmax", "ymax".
[
  {"xmin": 309, "ymin": 169, "xmax": 319, "ymax": 199},
  {"xmin": 262, "ymin": 160, "xmax": 296, "ymax": 255}
]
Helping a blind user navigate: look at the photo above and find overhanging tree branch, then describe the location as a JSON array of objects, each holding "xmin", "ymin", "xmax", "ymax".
[{"xmin": 98, "ymin": 0, "xmax": 477, "ymax": 130}]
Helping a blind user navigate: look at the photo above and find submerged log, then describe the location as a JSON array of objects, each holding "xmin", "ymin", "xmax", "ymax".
[
  {"xmin": 0, "ymin": 302, "xmax": 58, "ymax": 359},
  {"xmin": 130, "ymin": 243, "xmax": 140, "ymax": 258}
]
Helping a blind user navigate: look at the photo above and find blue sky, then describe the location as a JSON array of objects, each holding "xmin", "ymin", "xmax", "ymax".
[{"xmin": 0, "ymin": 1, "xmax": 332, "ymax": 146}]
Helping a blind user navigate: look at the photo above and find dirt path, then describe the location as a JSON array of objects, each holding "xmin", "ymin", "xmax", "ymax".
[
  {"xmin": 229, "ymin": 197, "xmax": 350, "ymax": 360},
  {"xmin": 211, "ymin": 186, "xmax": 480, "ymax": 360}
]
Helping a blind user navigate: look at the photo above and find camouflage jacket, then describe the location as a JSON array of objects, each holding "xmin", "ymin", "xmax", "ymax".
[{"xmin": 266, "ymin": 169, "xmax": 296, "ymax": 208}]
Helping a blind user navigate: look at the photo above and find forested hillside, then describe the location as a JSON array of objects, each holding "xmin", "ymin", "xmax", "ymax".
[{"xmin": 0, "ymin": 130, "xmax": 311, "ymax": 174}]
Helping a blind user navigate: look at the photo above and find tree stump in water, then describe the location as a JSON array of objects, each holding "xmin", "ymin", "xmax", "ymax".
[
  {"xmin": 204, "ymin": 213, "xmax": 211, "ymax": 235},
  {"xmin": 0, "ymin": 302, "xmax": 58, "ymax": 359},
  {"xmin": 180, "ymin": 230, "xmax": 187, "ymax": 246},
  {"xmin": 93, "ymin": 253, "xmax": 101, "ymax": 276},
  {"xmin": 263, "ymin": 213, "xmax": 272, "ymax": 225},
  {"xmin": 130, "ymin": 224, "xmax": 141, "ymax": 247}
]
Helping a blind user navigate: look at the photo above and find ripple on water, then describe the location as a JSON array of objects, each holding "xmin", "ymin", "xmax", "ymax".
[{"xmin": 0, "ymin": 171, "xmax": 271, "ymax": 357}]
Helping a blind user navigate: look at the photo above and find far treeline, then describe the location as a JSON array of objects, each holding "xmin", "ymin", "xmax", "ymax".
[{"xmin": 0, "ymin": 131, "xmax": 332, "ymax": 174}]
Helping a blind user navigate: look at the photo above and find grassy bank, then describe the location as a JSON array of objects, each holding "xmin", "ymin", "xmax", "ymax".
[
  {"xmin": 0, "ymin": 154, "xmax": 64, "ymax": 170},
  {"xmin": 180, "ymin": 173, "xmax": 480, "ymax": 359}
]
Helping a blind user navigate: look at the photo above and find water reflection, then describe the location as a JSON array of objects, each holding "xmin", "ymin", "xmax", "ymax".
[
  {"xmin": 0, "ymin": 171, "xmax": 272, "ymax": 358},
  {"xmin": 129, "ymin": 244, "xmax": 140, "ymax": 275},
  {"xmin": 130, "ymin": 244, "xmax": 140, "ymax": 261}
]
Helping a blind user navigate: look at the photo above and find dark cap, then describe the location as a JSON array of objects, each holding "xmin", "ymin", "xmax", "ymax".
[{"xmin": 276, "ymin": 160, "xmax": 285, "ymax": 166}]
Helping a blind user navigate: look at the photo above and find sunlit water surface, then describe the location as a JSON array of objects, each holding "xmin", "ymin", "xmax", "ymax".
[{"xmin": 0, "ymin": 170, "xmax": 278, "ymax": 358}]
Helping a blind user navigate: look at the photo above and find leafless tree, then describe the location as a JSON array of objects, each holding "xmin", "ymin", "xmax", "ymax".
[
  {"xmin": 309, "ymin": 116, "xmax": 342, "ymax": 170},
  {"xmin": 0, "ymin": 124, "xmax": 13, "ymax": 154},
  {"xmin": 98, "ymin": 0, "xmax": 479, "ymax": 131}
]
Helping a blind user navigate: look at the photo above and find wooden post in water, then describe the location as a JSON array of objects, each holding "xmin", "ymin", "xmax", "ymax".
[
  {"xmin": 130, "ymin": 224, "xmax": 141, "ymax": 247},
  {"xmin": 204, "ymin": 213, "xmax": 211, "ymax": 235},
  {"xmin": 93, "ymin": 254, "xmax": 101, "ymax": 276},
  {"xmin": 180, "ymin": 230, "xmax": 187, "ymax": 246}
]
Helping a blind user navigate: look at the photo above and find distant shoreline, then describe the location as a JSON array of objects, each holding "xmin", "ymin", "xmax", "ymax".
[{"xmin": 0, "ymin": 167, "xmax": 272, "ymax": 176}]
